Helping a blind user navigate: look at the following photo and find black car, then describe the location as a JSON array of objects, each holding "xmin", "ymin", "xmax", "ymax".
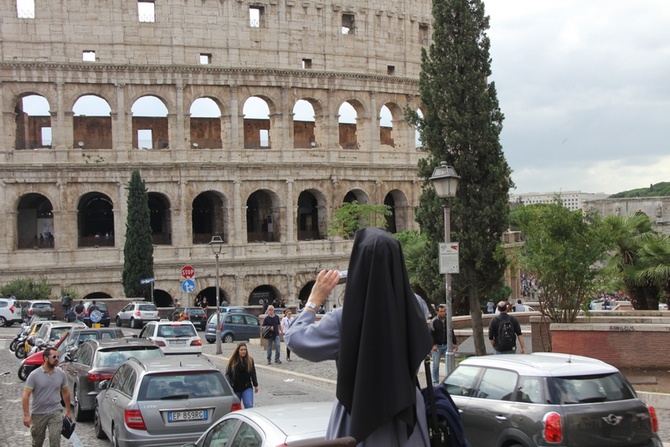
[{"xmin": 169, "ymin": 307, "xmax": 208, "ymax": 330}]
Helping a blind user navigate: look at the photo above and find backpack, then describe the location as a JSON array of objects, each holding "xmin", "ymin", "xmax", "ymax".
[{"xmin": 496, "ymin": 317, "xmax": 516, "ymax": 351}]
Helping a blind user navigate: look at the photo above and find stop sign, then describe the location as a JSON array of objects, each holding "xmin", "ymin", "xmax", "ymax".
[{"xmin": 181, "ymin": 265, "xmax": 195, "ymax": 279}]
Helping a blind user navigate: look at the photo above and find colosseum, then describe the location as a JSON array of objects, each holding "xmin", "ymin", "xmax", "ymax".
[{"xmin": 1, "ymin": 0, "xmax": 432, "ymax": 307}]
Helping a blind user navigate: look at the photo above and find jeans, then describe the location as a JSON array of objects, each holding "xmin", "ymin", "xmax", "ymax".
[
  {"xmin": 432, "ymin": 344, "xmax": 448, "ymax": 385},
  {"xmin": 266, "ymin": 334, "xmax": 280, "ymax": 362},
  {"xmin": 235, "ymin": 387, "xmax": 254, "ymax": 408},
  {"xmin": 30, "ymin": 410, "xmax": 62, "ymax": 447}
]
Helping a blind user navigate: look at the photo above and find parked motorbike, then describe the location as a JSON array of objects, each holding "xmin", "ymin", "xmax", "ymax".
[
  {"xmin": 9, "ymin": 324, "xmax": 29, "ymax": 352},
  {"xmin": 18, "ymin": 337, "xmax": 67, "ymax": 381}
]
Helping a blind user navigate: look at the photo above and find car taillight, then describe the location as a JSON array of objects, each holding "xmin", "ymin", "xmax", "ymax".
[
  {"xmin": 543, "ymin": 412, "xmax": 562, "ymax": 443},
  {"xmin": 28, "ymin": 309, "xmax": 34, "ymax": 315},
  {"xmin": 10, "ymin": 305, "xmax": 15, "ymax": 313},
  {"xmin": 649, "ymin": 405, "xmax": 658, "ymax": 432},
  {"xmin": 134, "ymin": 311, "xmax": 141, "ymax": 316},
  {"xmin": 231, "ymin": 402, "xmax": 242, "ymax": 412},
  {"xmin": 190, "ymin": 339, "xmax": 202, "ymax": 347},
  {"xmin": 124, "ymin": 408, "xmax": 147, "ymax": 430},
  {"xmin": 154, "ymin": 340, "xmax": 166, "ymax": 346},
  {"xmin": 88, "ymin": 371, "xmax": 114, "ymax": 382}
]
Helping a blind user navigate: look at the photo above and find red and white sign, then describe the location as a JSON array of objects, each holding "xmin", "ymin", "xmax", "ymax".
[{"xmin": 181, "ymin": 265, "xmax": 195, "ymax": 279}]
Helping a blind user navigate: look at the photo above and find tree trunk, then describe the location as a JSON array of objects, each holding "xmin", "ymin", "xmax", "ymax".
[{"xmin": 468, "ymin": 286, "xmax": 487, "ymax": 356}]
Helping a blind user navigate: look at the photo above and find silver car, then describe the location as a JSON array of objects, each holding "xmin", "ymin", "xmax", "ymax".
[
  {"xmin": 94, "ymin": 355, "xmax": 240, "ymax": 447},
  {"xmin": 443, "ymin": 353, "xmax": 662, "ymax": 447},
  {"xmin": 115, "ymin": 302, "xmax": 160, "ymax": 328},
  {"xmin": 181, "ymin": 401, "xmax": 334, "ymax": 447}
]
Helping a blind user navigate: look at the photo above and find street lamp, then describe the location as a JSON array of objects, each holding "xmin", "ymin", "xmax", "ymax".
[
  {"xmin": 430, "ymin": 161, "xmax": 460, "ymax": 375},
  {"xmin": 209, "ymin": 235, "xmax": 224, "ymax": 355}
]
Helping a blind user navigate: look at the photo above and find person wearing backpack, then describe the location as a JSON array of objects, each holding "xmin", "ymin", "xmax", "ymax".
[{"xmin": 488, "ymin": 301, "xmax": 525, "ymax": 354}]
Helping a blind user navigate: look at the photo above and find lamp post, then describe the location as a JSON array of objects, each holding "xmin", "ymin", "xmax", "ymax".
[
  {"xmin": 209, "ymin": 235, "xmax": 224, "ymax": 355},
  {"xmin": 430, "ymin": 161, "xmax": 460, "ymax": 375}
]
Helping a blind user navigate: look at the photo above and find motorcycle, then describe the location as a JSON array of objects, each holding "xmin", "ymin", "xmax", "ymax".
[
  {"xmin": 18, "ymin": 337, "xmax": 67, "ymax": 381},
  {"xmin": 9, "ymin": 324, "xmax": 29, "ymax": 352}
]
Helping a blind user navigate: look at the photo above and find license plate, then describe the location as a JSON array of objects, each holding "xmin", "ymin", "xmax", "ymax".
[
  {"xmin": 169, "ymin": 340, "xmax": 186, "ymax": 344},
  {"xmin": 168, "ymin": 410, "xmax": 207, "ymax": 422}
]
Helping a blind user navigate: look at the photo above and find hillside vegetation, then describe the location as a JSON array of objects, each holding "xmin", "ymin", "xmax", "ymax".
[{"xmin": 610, "ymin": 182, "xmax": 670, "ymax": 198}]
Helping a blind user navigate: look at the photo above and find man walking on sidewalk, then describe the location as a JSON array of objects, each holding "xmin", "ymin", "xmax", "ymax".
[
  {"xmin": 430, "ymin": 304, "xmax": 458, "ymax": 385},
  {"xmin": 488, "ymin": 301, "xmax": 526, "ymax": 355}
]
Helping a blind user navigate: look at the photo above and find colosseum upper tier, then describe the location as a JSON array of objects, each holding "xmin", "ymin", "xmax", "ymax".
[{"xmin": 0, "ymin": 0, "xmax": 432, "ymax": 307}]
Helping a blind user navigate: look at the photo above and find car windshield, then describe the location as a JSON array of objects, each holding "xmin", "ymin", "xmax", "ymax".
[
  {"xmin": 157, "ymin": 325, "xmax": 196, "ymax": 337},
  {"xmin": 548, "ymin": 373, "xmax": 636, "ymax": 404},
  {"xmin": 50, "ymin": 327, "xmax": 71, "ymax": 340},
  {"xmin": 139, "ymin": 304, "xmax": 157, "ymax": 311},
  {"xmin": 139, "ymin": 371, "xmax": 231, "ymax": 400},
  {"xmin": 95, "ymin": 347, "xmax": 163, "ymax": 368}
]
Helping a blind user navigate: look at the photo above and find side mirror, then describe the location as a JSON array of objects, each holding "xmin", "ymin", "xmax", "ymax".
[
  {"xmin": 99, "ymin": 380, "xmax": 109, "ymax": 390},
  {"xmin": 64, "ymin": 352, "xmax": 74, "ymax": 363}
]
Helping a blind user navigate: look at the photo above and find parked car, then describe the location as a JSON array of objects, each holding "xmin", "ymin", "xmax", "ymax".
[
  {"xmin": 34, "ymin": 321, "xmax": 87, "ymax": 346},
  {"xmin": 139, "ymin": 320, "xmax": 203, "ymax": 355},
  {"xmin": 205, "ymin": 312, "xmax": 260, "ymax": 344},
  {"xmin": 0, "ymin": 297, "xmax": 23, "ymax": 327},
  {"xmin": 18, "ymin": 331, "xmax": 70, "ymax": 381},
  {"xmin": 115, "ymin": 302, "xmax": 160, "ymax": 328},
  {"xmin": 169, "ymin": 307, "xmax": 208, "ymax": 330},
  {"xmin": 62, "ymin": 326, "xmax": 127, "ymax": 355},
  {"xmin": 218, "ymin": 306, "xmax": 246, "ymax": 314},
  {"xmin": 21, "ymin": 300, "xmax": 56, "ymax": 322},
  {"xmin": 94, "ymin": 355, "xmax": 241, "ymax": 447},
  {"xmin": 81, "ymin": 301, "xmax": 112, "ymax": 327},
  {"xmin": 62, "ymin": 338, "xmax": 165, "ymax": 421},
  {"xmin": 442, "ymin": 352, "xmax": 662, "ymax": 447},
  {"xmin": 182, "ymin": 401, "xmax": 334, "ymax": 447}
]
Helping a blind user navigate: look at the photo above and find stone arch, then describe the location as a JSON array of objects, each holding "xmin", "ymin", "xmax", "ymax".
[
  {"xmin": 380, "ymin": 101, "xmax": 403, "ymax": 149},
  {"xmin": 192, "ymin": 191, "xmax": 228, "ymax": 244},
  {"xmin": 17, "ymin": 193, "xmax": 55, "ymax": 249},
  {"xmin": 338, "ymin": 99, "xmax": 366, "ymax": 150},
  {"xmin": 77, "ymin": 192, "xmax": 115, "ymax": 247},
  {"xmin": 15, "ymin": 94, "xmax": 52, "ymax": 150},
  {"xmin": 292, "ymin": 98, "xmax": 319, "ymax": 149},
  {"xmin": 297, "ymin": 281, "xmax": 315, "ymax": 304},
  {"xmin": 248, "ymin": 284, "xmax": 282, "ymax": 307},
  {"xmin": 82, "ymin": 292, "xmax": 113, "ymax": 300},
  {"xmin": 197, "ymin": 286, "xmax": 229, "ymax": 307},
  {"xmin": 343, "ymin": 188, "xmax": 371, "ymax": 205},
  {"xmin": 242, "ymin": 95, "xmax": 275, "ymax": 149},
  {"xmin": 72, "ymin": 94, "xmax": 113, "ymax": 150},
  {"xmin": 148, "ymin": 192, "xmax": 172, "ymax": 245},
  {"xmin": 153, "ymin": 289, "xmax": 174, "ymax": 307},
  {"xmin": 189, "ymin": 97, "xmax": 223, "ymax": 149},
  {"xmin": 131, "ymin": 95, "xmax": 170, "ymax": 150},
  {"xmin": 296, "ymin": 189, "xmax": 327, "ymax": 241},
  {"xmin": 384, "ymin": 189, "xmax": 410, "ymax": 233},
  {"xmin": 246, "ymin": 189, "xmax": 281, "ymax": 242}
]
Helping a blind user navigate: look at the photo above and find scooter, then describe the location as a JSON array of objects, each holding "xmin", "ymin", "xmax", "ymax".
[
  {"xmin": 18, "ymin": 337, "xmax": 67, "ymax": 381},
  {"xmin": 9, "ymin": 324, "xmax": 29, "ymax": 352}
]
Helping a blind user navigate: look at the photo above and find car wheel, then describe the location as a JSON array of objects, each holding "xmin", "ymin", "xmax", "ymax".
[
  {"xmin": 18, "ymin": 364, "xmax": 33, "ymax": 381},
  {"xmin": 223, "ymin": 334, "xmax": 234, "ymax": 343},
  {"xmin": 73, "ymin": 387, "xmax": 92, "ymax": 422},
  {"xmin": 115, "ymin": 316, "xmax": 122, "ymax": 327},
  {"xmin": 206, "ymin": 338, "xmax": 215, "ymax": 344},
  {"xmin": 131, "ymin": 318, "xmax": 140, "ymax": 329},
  {"xmin": 93, "ymin": 405, "xmax": 107, "ymax": 439},
  {"xmin": 0, "ymin": 316, "xmax": 7, "ymax": 327},
  {"xmin": 15, "ymin": 344, "xmax": 27, "ymax": 359}
]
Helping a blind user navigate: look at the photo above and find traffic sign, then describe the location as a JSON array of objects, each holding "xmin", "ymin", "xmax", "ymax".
[
  {"xmin": 181, "ymin": 279, "xmax": 196, "ymax": 293},
  {"xmin": 439, "ymin": 242, "xmax": 460, "ymax": 274},
  {"xmin": 140, "ymin": 278, "xmax": 155, "ymax": 284},
  {"xmin": 181, "ymin": 265, "xmax": 195, "ymax": 279}
]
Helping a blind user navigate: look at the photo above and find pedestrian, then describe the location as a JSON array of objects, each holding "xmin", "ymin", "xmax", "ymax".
[
  {"xmin": 286, "ymin": 227, "xmax": 432, "ymax": 446},
  {"xmin": 281, "ymin": 310, "xmax": 296, "ymax": 361},
  {"xmin": 262, "ymin": 306, "xmax": 282, "ymax": 364},
  {"xmin": 488, "ymin": 301, "xmax": 526, "ymax": 354},
  {"xmin": 88, "ymin": 300, "xmax": 99, "ymax": 313},
  {"xmin": 60, "ymin": 295, "xmax": 72, "ymax": 320},
  {"xmin": 486, "ymin": 299, "xmax": 495, "ymax": 314},
  {"xmin": 224, "ymin": 342, "xmax": 259, "ymax": 408},
  {"xmin": 22, "ymin": 347, "xmax": 72, "ymax": 447},
  {"xmin": 74, "ymin": 300, "xmax": 85, "ymax": 322},
  {"xmin": 513, "ymin": 299, "xmax": 525, "ymax": 312},
  {"xmin": 430, "ymin": 304, "xmax": 458, "ymax": 385}
]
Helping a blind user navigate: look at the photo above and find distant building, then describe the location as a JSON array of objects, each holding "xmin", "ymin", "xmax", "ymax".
[{"xmin": 510, "ymin": 191, "xmax": 610, "ymax": 211}]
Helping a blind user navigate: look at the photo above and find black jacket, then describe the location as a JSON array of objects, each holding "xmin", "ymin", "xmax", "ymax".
[
  {"xmin": 225, "ymin": 359, "xmax": 258, "ymax": 393},
  {"xmin": 430, "ymin": 317, "xmax": 457, "ymax": 346}
]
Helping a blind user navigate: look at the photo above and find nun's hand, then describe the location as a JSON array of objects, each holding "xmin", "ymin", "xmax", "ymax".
[{"xmin": 307, "ymin": 270, "xmax": 340, "ymax": 305}]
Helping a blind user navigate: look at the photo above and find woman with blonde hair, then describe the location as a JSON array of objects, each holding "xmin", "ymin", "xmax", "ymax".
[{"xmin": 225, "ymin": 342, "xmax": 259, "ymax": 408}]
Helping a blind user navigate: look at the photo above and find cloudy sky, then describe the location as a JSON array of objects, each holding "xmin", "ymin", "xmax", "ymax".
[{"xmin": 484, "ymin": 1, "xmax": 670, "ymax": 195}]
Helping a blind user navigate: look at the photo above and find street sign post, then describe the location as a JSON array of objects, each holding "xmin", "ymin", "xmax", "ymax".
[
  {"xmin": 181, "ymin": 279, "xmax": 196, "ymax": 293},
  {"xmin": 181, "ymin": 265, "xmax": 195, "ymax": 279},
  {"xmin": 439, "ymin": 242, "xmax": 460, "ymax": 274},
  {"xmin": 139, "ymin": 278, "xmax": 156, "ymax": 303}
]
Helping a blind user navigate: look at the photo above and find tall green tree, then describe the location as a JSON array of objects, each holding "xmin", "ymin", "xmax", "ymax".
[
  {"xmin": 516, "ymin": 203, "xmax": 610, "ymax": 323},
  {"xmin": 122, "ymin": 169, "xmax": 154, "ymax": 300},
  {"xmin": 409, "ymin": 0, "xmax": 512, "ymax": 355}
]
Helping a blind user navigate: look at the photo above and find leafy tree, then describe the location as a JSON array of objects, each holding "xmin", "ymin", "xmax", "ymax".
[
  {"xmin": 408, "ymin": 0, "xmax": 512, "ymax": 355},
  {"xmin": 122, "ymin": 170, "xmax": 154, "ymax": 300},
  {"xmin": 516, "ymin": 203, "xmax": 610, "ymax": 323},
  {"xmin": 635, "ymin": 233, "xmax": 670, "ymax": 307},
  {"xmin": 0, "ymin": 278, "xmax": 53, "ymax": 301},
  {"xmin": 326, "ymin": 201, "xmax": 391, "ymax": 239}
]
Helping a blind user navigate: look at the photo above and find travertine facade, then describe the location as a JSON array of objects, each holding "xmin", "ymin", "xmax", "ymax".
[{"xmin": 0, "ymin": 0, "xmax": 431, "ymax": 306}]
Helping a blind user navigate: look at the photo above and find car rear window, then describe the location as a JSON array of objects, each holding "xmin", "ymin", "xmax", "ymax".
[
  {"xmin": 96, "ymin": 347, "xmax": 164, "ymax": 368},
  {"xmin": 34, "ymin": 303, "xmax": 53, "ymax": 309},
  {"xmin": 139, "ymin": 304, "xmax": 157, "ymax": 311},
  {"xmin": 90, "ymin": 303, "xmax": 108, "ymax": 311},
  {"xmin": 139, "ymin": 371, "xmax": 232, "ymax": 400},
  {"xmin": 547, "ymin": 373, "xmax": 636, "ymax": 404},
  {"xmin": 157, "ymin": 324, "xmax": 197, "ymax": 337}
]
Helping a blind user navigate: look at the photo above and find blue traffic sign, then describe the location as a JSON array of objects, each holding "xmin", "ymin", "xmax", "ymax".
[
  {"xmin": 140, "ymin": 278, "xmax": 155, "ymax": 284},
  {"xmin": 181, "ymin": 279, "xmax": 196, "ymax": 293}
]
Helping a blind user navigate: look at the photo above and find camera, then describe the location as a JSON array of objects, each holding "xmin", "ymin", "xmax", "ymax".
[{"xmin": 337, "ymin": 270, "xmax": 347, "ymax": 284}]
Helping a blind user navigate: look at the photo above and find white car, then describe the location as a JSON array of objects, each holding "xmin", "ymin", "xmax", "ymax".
[
  {"xmin": 115, "ymin": 302, "xmax": 160, "ymax": 328},
  {"xmin": 181, "ymin": 401, "xmax": 335, "ymax": 447},
  {"xmin": 0, "ymin": 298, "xmax": 23, "ymax": 327},
  {"xmin": 139, "ymin": 320, "xmax": 203, "ymax": 355}
]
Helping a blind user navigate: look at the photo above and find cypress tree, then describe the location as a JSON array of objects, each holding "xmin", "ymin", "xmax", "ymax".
[
  {"xmin": 122, "ymin": 169, "xmax": 154, "ymax": 300},
  {"xmin": 412, "ymin": 0, "xmax": 512, "ymax": 355}
]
